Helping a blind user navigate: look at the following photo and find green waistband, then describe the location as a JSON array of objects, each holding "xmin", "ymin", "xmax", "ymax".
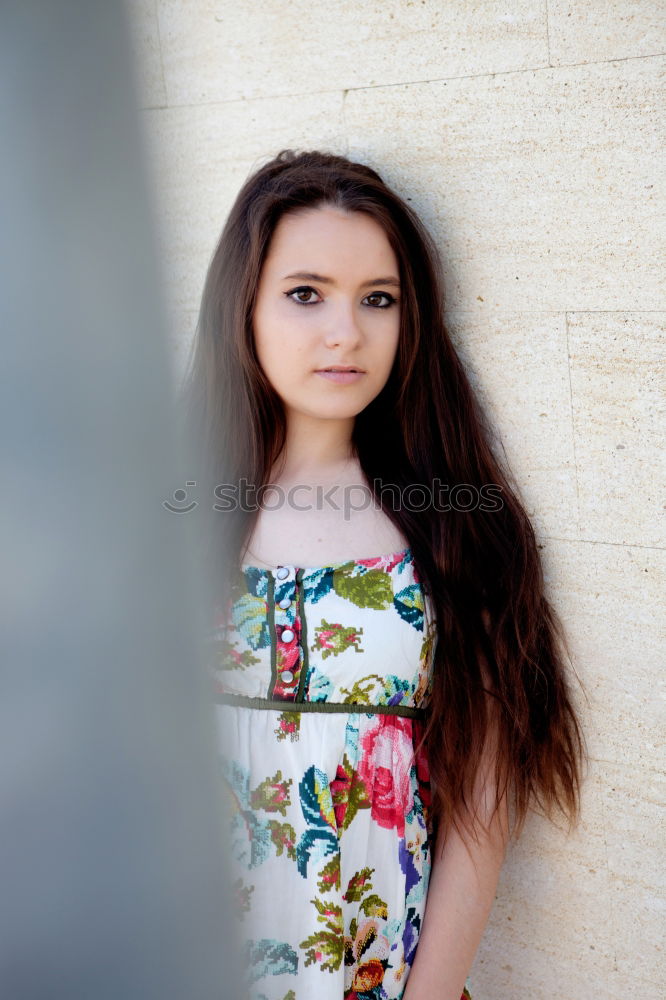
[{"xmin": 215, "ymin": 692, "xmax": 427, "ymax": 720}]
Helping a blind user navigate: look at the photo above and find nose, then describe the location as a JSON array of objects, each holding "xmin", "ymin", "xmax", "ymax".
[{"xmin": 322, "ymin": 299, "xmax": 363, "ymax": 350}]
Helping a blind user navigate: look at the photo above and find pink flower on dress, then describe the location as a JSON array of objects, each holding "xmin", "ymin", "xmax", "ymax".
[
  {"xmin": 357, "ymin": 548, "xmax": 408, "ymax": 572},
  {"xmin": 356, "ymin": 716, "xmax": 415, "ymax": 837}
]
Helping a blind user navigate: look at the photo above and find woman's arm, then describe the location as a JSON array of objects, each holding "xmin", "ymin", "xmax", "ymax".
[{"xmin": 404, "ymin": 717, "xmax": 510, "ymax": 1000}]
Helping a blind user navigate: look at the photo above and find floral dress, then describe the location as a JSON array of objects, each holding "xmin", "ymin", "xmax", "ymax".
[{"xmin": 208, "ymin": 546, "xmax": 473, "ymax": 1000}]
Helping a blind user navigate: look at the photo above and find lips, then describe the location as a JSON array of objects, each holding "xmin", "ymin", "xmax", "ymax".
[
  {"xmin": 316, "ymin": 367, "xmax": 365, "ymax": 373},
  {"xmin": 315, "ymin": 368, "xmax": 366, "ymax": 384}
]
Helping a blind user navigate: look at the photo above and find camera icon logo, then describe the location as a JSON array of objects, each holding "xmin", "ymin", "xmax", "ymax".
[{"xmin": 163, "ymin": 481, "xmax": 198, "ymax": 513}]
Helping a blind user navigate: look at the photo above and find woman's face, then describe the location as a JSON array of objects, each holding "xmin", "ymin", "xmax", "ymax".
[{"xmin": 252, "ymin": 205, "xmax": 401, "ymax": 422}]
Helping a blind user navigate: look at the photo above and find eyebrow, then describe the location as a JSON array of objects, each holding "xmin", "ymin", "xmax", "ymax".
[{"xmin": 282, "ymin": 271, "xmax": 401, "ymax": 289}]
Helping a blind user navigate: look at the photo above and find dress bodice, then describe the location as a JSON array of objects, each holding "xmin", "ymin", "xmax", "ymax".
[{"xmin": 207, "ymin": 546, "xmax": 436, "ymax": 715}]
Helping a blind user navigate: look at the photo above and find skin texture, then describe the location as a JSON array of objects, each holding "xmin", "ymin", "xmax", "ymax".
[{"xmin": 252, "ymin": 203, "xmax": 401, "ymax": 461}]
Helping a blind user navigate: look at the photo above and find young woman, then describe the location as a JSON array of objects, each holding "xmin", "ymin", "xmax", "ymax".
[{"xmin": 182, "ymin": 149, "xmax": 584, "ymax": 1000}]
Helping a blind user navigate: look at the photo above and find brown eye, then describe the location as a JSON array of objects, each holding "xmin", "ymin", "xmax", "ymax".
[
  {"xmin": 365, "ymin": 292, "xmax": 397, "ymax": 308},
  {"xmin": 285, "ymin": 286, "xmax": 321, "ymax": 305}
]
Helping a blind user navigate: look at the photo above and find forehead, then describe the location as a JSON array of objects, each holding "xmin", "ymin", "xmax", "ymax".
[{"xmin": 263, "ymin": 206, "xmax": 397, "ymax": 272}]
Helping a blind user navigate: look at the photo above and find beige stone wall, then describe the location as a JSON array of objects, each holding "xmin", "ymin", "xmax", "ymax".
[{"xmin": 127, "ymin": 3, "xmax": 665, "ymax": 996}]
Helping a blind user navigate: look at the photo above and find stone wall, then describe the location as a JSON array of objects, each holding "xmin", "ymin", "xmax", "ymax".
[{"xmin": 127, "ymin": 3, "xmax": 665, "ymax": 996}]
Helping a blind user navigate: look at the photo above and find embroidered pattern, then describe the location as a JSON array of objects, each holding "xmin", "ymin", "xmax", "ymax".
[
  {"xmin": 212, "ymin": 548, "xmax": 473, "ymax": 999},
  {"xmin": 311, "ymin": 620, "xmax": 364, "ymax": 659}
]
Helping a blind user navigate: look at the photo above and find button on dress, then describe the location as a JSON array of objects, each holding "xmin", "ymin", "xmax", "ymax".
[{"xmin": 208, "ymin": 546, "xmax": 473, "ymax": 1000}]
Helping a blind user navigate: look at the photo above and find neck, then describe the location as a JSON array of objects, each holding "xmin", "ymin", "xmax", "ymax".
[{"xmin": 272, "ymin": 411, "xmax": 357, "ymax": 482}]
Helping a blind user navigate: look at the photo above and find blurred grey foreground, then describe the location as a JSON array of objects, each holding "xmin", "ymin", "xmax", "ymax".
[{"xmin": 0, "ymin": 3, "xmax": 237, "ymax": 998}]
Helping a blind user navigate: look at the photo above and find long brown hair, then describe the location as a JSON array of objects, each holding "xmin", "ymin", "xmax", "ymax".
[{"xmin": 180, "ymin": 148, "xmax": 585, "ymax": 842}]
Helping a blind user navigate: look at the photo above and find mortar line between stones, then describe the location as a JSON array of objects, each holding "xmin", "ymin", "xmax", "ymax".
[
  {"xmin": 595, "ymin": 769, "xmax": 619, "ymax": 973},
  {"xmin": 544, "ymin": 0, "xmax": 551, "ymax": 67},
  {"xmin": 141, "ymin": 50, "xmax": 666, "ymax": 113},
  {"xmin": 153, "ymin": 0, "xmax": 168, "ymax": 107},
  {"xmin": 543, "ymin": 535, "xmax": 666, "ymax": 552},
  {"xmin": 564, "ymin": 313, "xmax": 582, "ymax": 540},
  {"xmin": 341, "ymin": 89, "xmax": 349, "ymax": 156}
]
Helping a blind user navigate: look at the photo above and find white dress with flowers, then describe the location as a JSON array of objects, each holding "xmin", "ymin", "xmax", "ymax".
[{"xmin": 208, "ymin": 546, "xmax": 472, "ymax": 1000}]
